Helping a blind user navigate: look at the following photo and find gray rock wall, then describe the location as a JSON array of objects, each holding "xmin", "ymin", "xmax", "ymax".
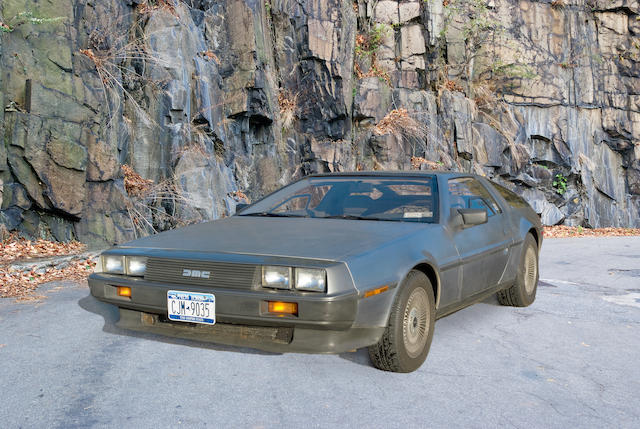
[{"xmin": 0, "ymin": 0, "xmax": 638, "ymax": 246}]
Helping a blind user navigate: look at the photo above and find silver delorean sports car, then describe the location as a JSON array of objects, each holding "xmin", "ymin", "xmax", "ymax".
[{"xmin": 89, "ymin": 172, "xmax": 542, "ymax": 372}]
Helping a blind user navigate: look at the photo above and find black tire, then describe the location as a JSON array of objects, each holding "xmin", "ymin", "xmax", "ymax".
[
  {"xmin": 497, "ymin": 233, "xmax": 538, "ymax": 307},
  {"xmin": 368, "ymin": 270, "xmax": 435, "ymax": 373}
]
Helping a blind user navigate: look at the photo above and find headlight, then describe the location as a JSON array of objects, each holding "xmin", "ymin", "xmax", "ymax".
[
  {"xmin": 295, "ymin": 268, "xmax": 326, "ymax": 292},
  {"xmin": 126, "ymin": 256, "xmax": 147, "ymax": 276},
  {"xmin": 102, "ymin": 255, "xmax": 124, "ymax": 274},
  {"xmin": 262, "ymin": 266, "xmax": 291, "ymax": 289}
]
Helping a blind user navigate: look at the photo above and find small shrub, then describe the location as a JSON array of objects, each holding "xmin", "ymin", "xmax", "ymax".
[
  {"xmin": 278, "ymin": 90, "xmax": 298, "ymax": 130},
  {"xmin": 79, "ymin": 14, "xmax": 171, "ymax": 125},
  {"xmin": 552, "ymin": 173, "xmax": 568, "ymax": 195},
  {"xmin": 355, "ymin": 23, "xmax": 391, "ymax": 57},
  {"xmin": 558, "ymin": 61, "xmax": 577, "ymax": 69},
  {"xmin": 354, "ymin": 23, "xmax": 392, "ymax": 85},
  {"xmin": 472, "ymin": 81, "xmax": 497, "ymax": 109},
  {"xmin": 121, "ymin": 164, "xmax": 205, "ymax": 237}
]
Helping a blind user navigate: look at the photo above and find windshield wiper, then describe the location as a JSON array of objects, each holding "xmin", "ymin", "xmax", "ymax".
[
  {"xmin": 321, "ymin": 214, "xmax": 380, "ymax": 221},
  {"xmin": 239, "ymin": 212, "xmax": 306, "ymax": 218}
]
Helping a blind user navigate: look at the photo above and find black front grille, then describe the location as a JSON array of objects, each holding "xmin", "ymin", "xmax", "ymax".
[{"xmin": 145, "ymin": 258, "xmax": 259, "ymax": 289}]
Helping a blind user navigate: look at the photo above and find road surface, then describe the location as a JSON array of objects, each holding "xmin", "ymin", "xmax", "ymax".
[{"xmin": 1, "ymin": 237, "xmax": 639, "ymax": 428}]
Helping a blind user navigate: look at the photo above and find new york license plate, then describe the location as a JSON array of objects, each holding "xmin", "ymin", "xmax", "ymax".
[{"xmin": 167, "ymin": 290, "xmax": 215, "ymax": 325}]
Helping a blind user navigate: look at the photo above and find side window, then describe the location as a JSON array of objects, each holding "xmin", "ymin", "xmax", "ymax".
[
  {"xmin": 490, "ymin": 182, "xmax": 530, "ymax": 209},
  {"xmin": 448, "ymin": 178, "xmax": 502, "ymax": 217}
]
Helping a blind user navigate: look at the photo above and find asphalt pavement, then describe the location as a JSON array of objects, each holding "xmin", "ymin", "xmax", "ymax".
[{"xmin": 1, "ymin": 237, "xmax": 639, "ymax": 428}]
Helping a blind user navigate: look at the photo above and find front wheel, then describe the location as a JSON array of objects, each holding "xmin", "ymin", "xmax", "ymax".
[
  {"xmin": 497, "ymin": 233, "xmax": 538, "ymax": 307},
  {"xmin": 368, "ymin": 270, "xmax": 435, "ymax": 373}
]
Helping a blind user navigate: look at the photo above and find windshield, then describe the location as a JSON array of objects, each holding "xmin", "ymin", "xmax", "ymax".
[{"xmin": 240, "ymin": 176, "xmax": 437, "ymax": 223}]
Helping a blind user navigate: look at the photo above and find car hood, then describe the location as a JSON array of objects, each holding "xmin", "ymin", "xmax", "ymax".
[{"xmin": 119, "ymin": 216, "xmax": 433, "ymax": 261}]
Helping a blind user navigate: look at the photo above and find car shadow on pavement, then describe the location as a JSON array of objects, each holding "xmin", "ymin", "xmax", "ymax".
[
  {"xmin": 78, "ymin": 294, "xmax": 280, "ymax": 356},
  {"xmin": 338, "ymin": 348, "xmax": 372, "ymax": 366}
]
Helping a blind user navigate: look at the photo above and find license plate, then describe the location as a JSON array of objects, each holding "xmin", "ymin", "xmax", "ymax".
[{"xmin": 167, "ymin": 290, "xmax": 215, "ymax": 325}]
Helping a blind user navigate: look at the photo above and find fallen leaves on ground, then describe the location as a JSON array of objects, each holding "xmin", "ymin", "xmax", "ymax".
[
  {"xmin": 0, "ymin": 234, "xmax": 86, "ymax": 265},
  {"xmin": 0, "ymin": 259, "xmax": 96, "ymax": 299},
  {"xmin": 544, "ymin": 226, "xmax": 640, "ymax": 238},
  {"xmin": 0, "ymin": 234, "xmax": 95, "ymax": 299}
]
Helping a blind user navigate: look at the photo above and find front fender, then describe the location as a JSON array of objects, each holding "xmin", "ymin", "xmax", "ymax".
[{"xmin": 345, "ymin": 225, "xmax": 458, "ymax": 328}]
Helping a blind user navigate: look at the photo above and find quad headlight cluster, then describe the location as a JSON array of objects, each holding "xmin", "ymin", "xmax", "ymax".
[
  {"xmin": 262, "ymin": 266, "xmax": 326, "ymax": 292},
  {"xmin": 95, "ymin": 255, "xmax": 148, "ymax": 277}
]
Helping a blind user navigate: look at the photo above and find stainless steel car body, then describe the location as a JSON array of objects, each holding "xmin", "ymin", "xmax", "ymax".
[{"xmin": 89, "ymin": 172, "xmax": 542, "ymax": 353}]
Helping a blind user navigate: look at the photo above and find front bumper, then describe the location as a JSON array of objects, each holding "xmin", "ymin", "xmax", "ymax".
[{"xmin": 88, "ymin": 273, "xmax": 382, "ymax": 353}]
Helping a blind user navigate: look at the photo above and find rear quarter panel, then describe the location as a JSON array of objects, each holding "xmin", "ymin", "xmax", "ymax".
[{"xmin": 483, "ymin": 179, "xmax": 543, "ymax": 283}]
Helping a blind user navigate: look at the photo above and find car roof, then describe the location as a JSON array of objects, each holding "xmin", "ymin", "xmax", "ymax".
[{"xmin": 307, "ymin": 170, "xmax": 476, "ymax": 180}]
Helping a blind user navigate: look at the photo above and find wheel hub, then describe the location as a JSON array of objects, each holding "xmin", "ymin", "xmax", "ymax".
[
  {"xmin": 403, "ymin": 288, "xmax": 430, "ymax": 358},
  {"xmin": 523, "ymin": 246, "xmax": 537, "ymax": 294}
]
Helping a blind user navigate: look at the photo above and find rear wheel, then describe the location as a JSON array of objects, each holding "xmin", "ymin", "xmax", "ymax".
[
  {"xmin": 368, "ymin": 270, "xmax": 435, "ymax": 373},
  {"xmin": 497, "ymin": 233, "xmax": 538, "ymax": 307}
]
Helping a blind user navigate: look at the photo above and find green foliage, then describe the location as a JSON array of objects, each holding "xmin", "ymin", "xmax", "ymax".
[
  {"xmin": 491, "ymin": 59, "xmax": 537, "ymax": 80},
  {"xmin": 354, "ymin": 22, "xmax": 392, "ymax": 85},
  {"xmin": 552, "ymin": 174, "xmax": 568, "ymax": 195},
  {"xmin": 355, "ymin": 23, "xmax": 391, "ymax": 57},
  {"xmin": 558, "ymin": 60, "xmax": 577, "ymax": 69},
  {"xmin": 0, "ymin": 11, "xmax": 65, "ymax": 32}
]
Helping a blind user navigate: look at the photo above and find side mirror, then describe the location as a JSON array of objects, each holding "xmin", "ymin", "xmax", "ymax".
[
  {"xmin": 457, "ymin": 208, "xmax": 488, "ymax": 227},
  {"xmin": 235, "ymin": 203, "xmax": 249, "ymax": 214}
]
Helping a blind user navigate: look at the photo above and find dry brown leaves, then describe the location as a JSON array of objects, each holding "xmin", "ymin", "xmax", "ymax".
[
  {"xmin": 544, "ymin": 226, "xmax": 640, "ymax": 238},
  {"xmin": 0, "ymin": 259, "xmax": 96, "ymax": 299},
  {"xmin": 278, "ymin": 90, "xmax": 298, "ymax": 129},
  {"xmin": 122, "ymin": 164, "xmax": 153, "ymax": 198},
  {"xmin": 229, "ymin": 190, "xmax": 250, "ymax": 203},
  {"xmin": 354, "ymin": 61, "xmax": 392, "ymax": 85},
  {"xmin": 410, "ymin": 156, "xmax": 442, "ymax": 170},
  {"xmin": 375, "ymin": 109, "xmax": 409, "ymax": 136},
  {"xmin": 137, "ymin": 0, "xmax": 178, "ymax": 17},
  {"xmin": 201, "ymin": 50, "xmax": 220, "ymax": 64},
  {"xmin": 374, "ymin": 109, "xmax": 428, "ymax": 142},
  {"xmin": 278, "ymin": 91, "xmax": 297, "ymax": 113},
  {"xmin": 79, "ymin": 48, "xmax": 105, "ymax": 73},
  {"xmin": 443, "ymin": 79, "xmax": 464, "ymax": 92},
  {"xmin": 0, "ymin": 235, "xmax": 95, "ymax": 299},
  {"xmin": 0, "ymin": 235, "xmax": 86, "ymax": 266}
]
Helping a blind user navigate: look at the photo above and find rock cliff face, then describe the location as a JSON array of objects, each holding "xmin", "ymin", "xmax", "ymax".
[{"xmin": 1, "ymin": 0, "xmax": 639, "ymax": 245}]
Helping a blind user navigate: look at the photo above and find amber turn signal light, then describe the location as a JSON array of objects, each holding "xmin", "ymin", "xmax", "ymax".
[
  {"xmin": 117, "ymin": 286, "xmax": 132, "ymax": 298},
  {"xmin": 267, "ymin": 301, "xmax": 298, "ymax": 316},
  {"xmin": 363, "ymin": 285, "xmax": 389, "ymax": 299}
]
